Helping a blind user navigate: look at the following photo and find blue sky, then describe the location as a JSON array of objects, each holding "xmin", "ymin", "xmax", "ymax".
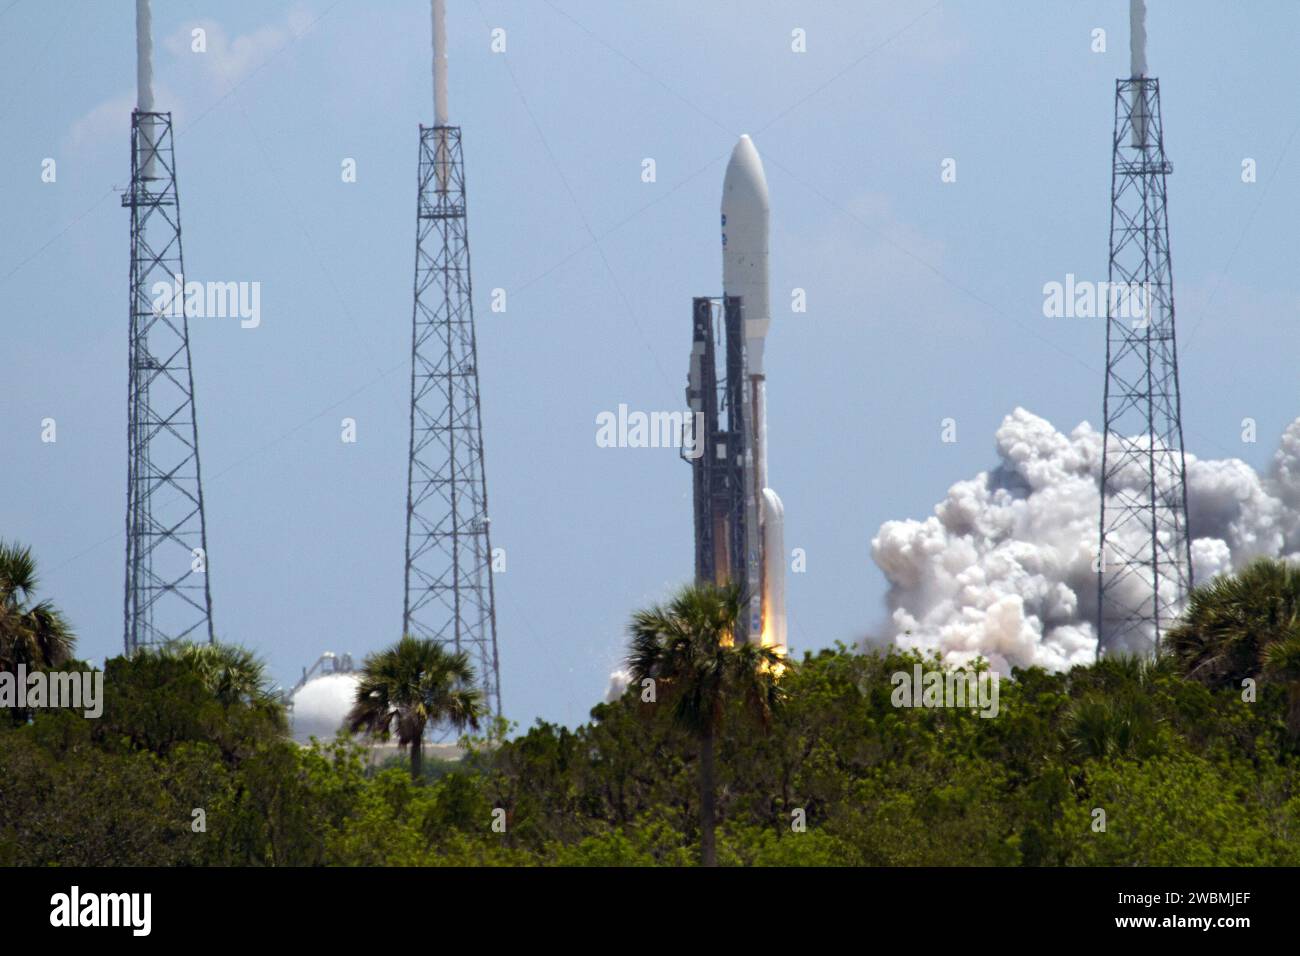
[{"xmin": 3, "ymin": 0, "xmax": 1298, "ymax": 731}]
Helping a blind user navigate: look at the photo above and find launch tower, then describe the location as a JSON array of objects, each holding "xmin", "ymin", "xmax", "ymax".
[
  {"xmin": 403, "ymin": 0, "xmax": 502, "ymax": 716},
  {"xmin": 123, "ymin": 6, "xmax": 214, "ymax": 652},
  {"xmin": 686, "ymin": 296, "xmax": 748, "ymax": 591}
]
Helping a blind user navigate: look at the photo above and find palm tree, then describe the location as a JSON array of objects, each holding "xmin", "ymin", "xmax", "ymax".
[
  {"xmin": 1263, "ymin": 635, "xmax": 1300, "ymax": 739},
  {"xmin": 154, "ymin": 641, "xmax": 281, "ymax": 714},
  {"xmin": 1165, "ymin": 557, "xmax": 1300, "ymax": 737},
  {"xmin": 1064, "ymin": 691, "xmax": 1158, "ymax": 759},
  {"xmin": 0, "ymin": 540, "xmax": 74, "ymax": 679},
  {"xmin": 626, "ymin": 583, "xmax": 786, "ymax": 867},
  {"xmin": 347, "ymin": 637, "xmax": 484, "ymax": 782}
]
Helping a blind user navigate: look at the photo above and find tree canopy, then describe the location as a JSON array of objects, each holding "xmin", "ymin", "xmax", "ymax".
[{"xmin": 5, "ymin": 552, "xmax": 1300, "ymax": 866}]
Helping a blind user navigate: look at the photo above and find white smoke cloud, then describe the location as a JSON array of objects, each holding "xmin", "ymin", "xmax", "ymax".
[
  {"xmin": 604, "ymin": 668, "xmax": 632, "ymax": 703},
  {"xmin": 162, "ymin": 9, "xmax": 314, "ymax": 96},
  {"xmin": 871, "ymin": 408, "xmax": 1300, "ymax": 674}
]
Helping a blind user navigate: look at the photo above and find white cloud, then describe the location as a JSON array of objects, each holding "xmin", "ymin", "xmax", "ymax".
[
  {"xmin": 604, "ymin": 668, "xmax": 632, "ymax": 703},
  {"xmin": 871, "ymin": 408, "xmax": 1300, "ymax": 673},
  {"xmin": 65, "ymin": 6, "xmax": 313, "ymax": 150},
  {"xmin": 164, "ymin": 6, "xmax": 314, "ymax": 97}
]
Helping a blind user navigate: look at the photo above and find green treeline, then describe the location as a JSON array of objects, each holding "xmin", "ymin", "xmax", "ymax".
[
  {"xmin": 5, "ymin": 539, "xmax": 1300, "ymax": 867},
  {"xmin": 2, "ymin": 642, "xmax": 1299, "ymax": 866}
]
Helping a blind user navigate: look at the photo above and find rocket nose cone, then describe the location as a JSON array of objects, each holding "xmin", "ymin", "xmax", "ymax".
[{"xmin": 723, "ymin": 134, "xmax": 769, "ymax": 213}]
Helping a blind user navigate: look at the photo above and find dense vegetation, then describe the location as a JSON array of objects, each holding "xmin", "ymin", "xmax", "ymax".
[{"xmin": 4, "ymin": 543, "xmax": 1300, "ymax": 866}]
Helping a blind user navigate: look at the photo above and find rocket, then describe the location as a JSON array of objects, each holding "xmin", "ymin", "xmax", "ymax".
[
  {"xmin": 685, "ymin": 135, "xmax": 786, "ymax": 654},
  {"xmin": 723, "ymin": 135, "xmax": 787, "ymax": 654}
]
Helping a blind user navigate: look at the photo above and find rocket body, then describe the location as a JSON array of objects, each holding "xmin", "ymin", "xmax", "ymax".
[
  {"xmin": 722, "ymin": 135, "xmax": 771, "ymax": 375},
  {"xmin": 721, "ymin": 135, "xmax": 786, "ymax": 654}
]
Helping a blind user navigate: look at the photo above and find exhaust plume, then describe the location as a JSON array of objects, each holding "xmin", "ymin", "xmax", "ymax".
[
  {"xmin": 604, "ymin": 668, "xmax": 632, "ymax": 703},
  {"xmin": 871, "ymin": 408, "xmax": 1300, "ymax": 673}
]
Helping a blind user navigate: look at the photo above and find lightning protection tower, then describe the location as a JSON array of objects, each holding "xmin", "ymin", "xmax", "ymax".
[
  {"xmin": 1096, "ymin": 67, "xmax": 1192, "ymax": 658},
  {"xmin": 402, "ymin": 1, "xmax": 502, "ymax": 717},
  {"xmin": 123, "ymin": 109, "xmax": 215, "ymax": 652}
]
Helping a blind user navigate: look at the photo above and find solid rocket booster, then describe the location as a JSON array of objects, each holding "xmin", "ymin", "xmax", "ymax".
[{"xmin": 721, "ymin": 134, "xmax": 786, "ymax": 653}]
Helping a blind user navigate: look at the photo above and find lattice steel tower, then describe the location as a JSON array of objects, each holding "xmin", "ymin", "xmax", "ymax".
[
  {"xmin": 123, "ymin": 110, "xmax": 215, "ymax": 652},
  {"xmin": 1097, "ymin": 75, "xmax": 1192, "ymax": 657},
  {"xmin": 402, "ymin": 123, "xmax": 502, "ymax": 717}
]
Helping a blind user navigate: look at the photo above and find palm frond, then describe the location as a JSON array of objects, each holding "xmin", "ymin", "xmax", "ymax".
[
  {"xmin": 0, "ymin": 543, "xmax": 76, "ymax": 672},
  {"xmin": 347, "ymin": 636, "xmax": 487, "ymax": 748},
  {"xmin": 624, "ymin": 582, "xmax": 786, "ymax": 739}
]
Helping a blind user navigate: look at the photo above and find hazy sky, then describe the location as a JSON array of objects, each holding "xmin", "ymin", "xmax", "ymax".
[{"xmin": 3, "ymin": 1, "xmax": 1298, "ymax": 731}]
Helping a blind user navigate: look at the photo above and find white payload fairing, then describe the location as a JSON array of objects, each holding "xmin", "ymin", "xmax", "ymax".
[{"xmin": 685, "ymin": 134, "xmax": 787, "ymax": 653}]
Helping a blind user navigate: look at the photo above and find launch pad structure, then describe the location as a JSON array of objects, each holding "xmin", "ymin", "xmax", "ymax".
[
  {"xmin": 122, "ymin": 109, "xmax": 215, "ymax": 652},
  {"xmin": 1097, "ymin": 74, "xmax": 1192, "ymax": 657},
  {"xmin": 686, "ymin": 296, "xmax": 753, "ymax": 603}
]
